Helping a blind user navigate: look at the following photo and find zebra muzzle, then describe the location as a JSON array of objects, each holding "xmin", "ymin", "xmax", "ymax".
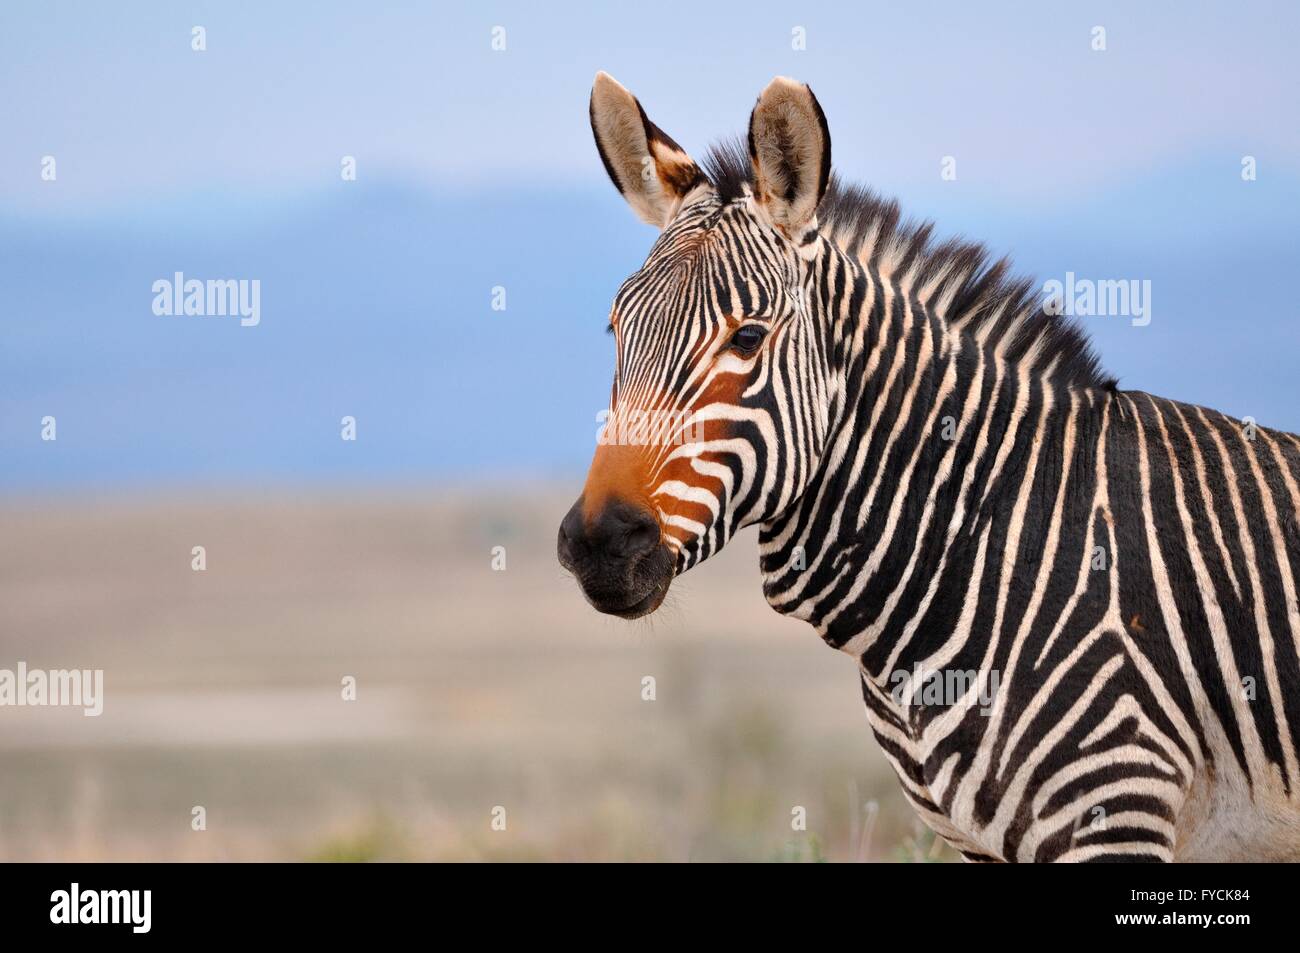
[{"xmin": 557, "ymin": 496, "xmax": 674, "ymax": 619}]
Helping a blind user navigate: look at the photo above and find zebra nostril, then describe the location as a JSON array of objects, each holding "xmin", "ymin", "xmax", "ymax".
[
  {"xmin": 557, "ymin": 499, "xmax": 587, "ymax": 568},
  {"xmin": 559, "ymin": 498, "xmax": 661, "ymax": 569},
  {"xmin": 593, "ymin": 502, "xmax": 660, "ymax": 560},
  {"xmin": 621, "ymin": 520, "xmax": 658, "ymax": 558}
]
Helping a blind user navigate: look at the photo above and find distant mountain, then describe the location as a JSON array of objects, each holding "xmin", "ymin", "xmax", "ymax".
[{"xmin": 2, "ymin": 163, "xmax": 1297, "ymax": 493}]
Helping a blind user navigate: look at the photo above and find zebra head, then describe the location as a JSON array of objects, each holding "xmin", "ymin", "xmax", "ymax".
[{"xmin": 558, "ymin": 72, "xmax": 837, "ymax": 618}]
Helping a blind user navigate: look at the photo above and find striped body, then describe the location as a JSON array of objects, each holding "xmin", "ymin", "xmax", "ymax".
[
  {"xmin": 757, "ymin": 206, "xmax": 1300, "ymax": 860},
  {"xmin": 565, "ymin": 73, "xmax": 1300, "ymax": 861}
]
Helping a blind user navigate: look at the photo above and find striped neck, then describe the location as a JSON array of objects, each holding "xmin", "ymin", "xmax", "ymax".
[{"xmin": 757, "ymin": 246, "xmax": 1104, "ymax": 676}]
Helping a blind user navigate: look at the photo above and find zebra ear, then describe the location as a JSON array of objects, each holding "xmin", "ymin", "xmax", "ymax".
[
  {"xmin": 748, "ymin": 77, "xmax": 832, "ymax": 237},
  {"xmin": 590, "ymin": 72, "xmax": 707, "ymax": 228}
]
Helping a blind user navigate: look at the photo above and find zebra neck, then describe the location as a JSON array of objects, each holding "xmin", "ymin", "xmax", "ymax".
[{"xmin": 758, "ymin": 283, "xmax": 1096, "ymax": 680}]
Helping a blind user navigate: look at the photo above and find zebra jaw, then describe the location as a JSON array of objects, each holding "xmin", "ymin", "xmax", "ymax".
[
  {"xmin": 598, "ymin": 576, "xmax": 672, "ymax": 620},
  {"xmin": 567, "ymin": 554, "xmax": 673, "ymax": 620}
]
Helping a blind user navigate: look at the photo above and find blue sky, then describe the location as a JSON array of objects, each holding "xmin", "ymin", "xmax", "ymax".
[
  {"xmin": 4, "ymin": 1, "xmax": 1297, "ymax": 206},
  {"xmin": 2, "ymin": 1, "xmax": 1298, "ymax": 491}
]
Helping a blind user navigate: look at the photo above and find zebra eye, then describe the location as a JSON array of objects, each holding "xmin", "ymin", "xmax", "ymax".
[{"xmin": 729, "ymin": 324, "xmax": 768, "ymax": 354}]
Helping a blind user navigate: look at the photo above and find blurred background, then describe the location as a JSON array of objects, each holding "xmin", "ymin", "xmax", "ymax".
[{"xmin": 1, "ymin": 1, "xmax": 1297, "ymax": 860}]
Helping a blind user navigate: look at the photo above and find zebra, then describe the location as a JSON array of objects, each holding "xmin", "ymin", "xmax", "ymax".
[{"xmin": 556, "ymin": 72, "xmax": 1300, "ymax": 862}]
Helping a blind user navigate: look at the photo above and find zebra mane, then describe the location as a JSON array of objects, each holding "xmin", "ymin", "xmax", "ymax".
[{"xmin": 703, "ymin": 139, "xmax": 1115, "ymax": 391}]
